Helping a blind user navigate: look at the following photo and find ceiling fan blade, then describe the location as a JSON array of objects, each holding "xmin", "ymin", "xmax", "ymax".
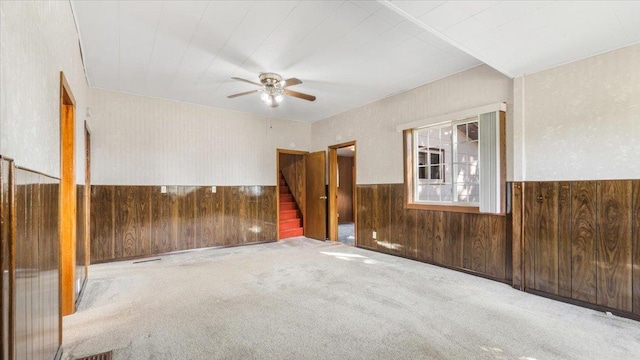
[
  {"xmin": 283, "ymin": 78, "xmax": 302, "ymax": 87},
  {"xmin": 231, "ymin": 77, "xmax": 262, "ymax": 87},
  {"xmin": 283, "ymin": 89, "xmax": 316, "ymax": 102},
  {"xmin": 227, "ymin": 89, "xmax": 259, "ymax": 98}
]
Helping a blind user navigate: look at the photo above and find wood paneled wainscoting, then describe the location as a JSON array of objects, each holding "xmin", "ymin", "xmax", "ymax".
[
  {"xmin": 90, "ymin": 185, "xmax": 277, "ymax": 263},
  {"xmin": 75, "ymin": 184, "xmax": 88, "ymax": 308},
  {"xmin": 512, "ymin": 180, "xmax": 640, "ymax": 319},
  {"xmin": 356, "ymin": 183, "xmax": 511, "ymax": 282},
  {"xmin": 0, "ymin": 157, "xmax": 62, "ymax": 360}
]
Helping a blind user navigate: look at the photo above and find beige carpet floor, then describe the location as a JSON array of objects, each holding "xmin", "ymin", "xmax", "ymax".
[{"xmin": 63, "ymin": 237, "xmax": 640, "ymax": 359}]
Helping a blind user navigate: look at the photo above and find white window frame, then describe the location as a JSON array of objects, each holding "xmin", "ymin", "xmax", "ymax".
[{"xmin": 399, "ymin": 103, "xmax": 506, "ymax": 214}]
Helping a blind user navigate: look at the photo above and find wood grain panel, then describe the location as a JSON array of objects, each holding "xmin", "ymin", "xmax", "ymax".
[
  {"xmin": 390, "ymin": 184, "xmax": 406, "ymax": 257},
  {"xmin": 136, "ymin": 186, "xmax": 152, "ymax": 257},
  {"xmin": 518, "ymin": 180, "xmax": 638, "ymax": 317},
  {"xmin": 571, "ymin": 181, "xmax": 597, "ymax": 303},
  {"xmin": 356, "ymin": 184, "xmax": 509, "ymax": 282},
  {"xmin": 417, "ymin": 210, "xmax": 433, "ymax": 262},
  {"xmin": 90, "ymin": 186, "xmax": 113, "ymax": 262},
  {"xmin": 375, "ymin": 185, "xmax": 392, "ymax": 250},
  {"xmin": 534, "ymin": 182, "xmax": 559, "ymax": 294},
  {"xmin": 212, "ymin": 187, "xmax": 225, "ymax": 246},
  {"xmin": 0, "ymin": 159, "xmax": 11, "ymax": 360},
  {"xmin": 179, "ymin": 187, "xmax": 196, "ymax": 250},
  {"xmin": 261, "ymin": 186, "xmax": 277, "ymax": 242},
  {"xmin": 13, "ymin": 168, "xmax": 61, "ymax": 360},
  {"xmin": 405, "ymin": 209, "xmax": 418, "ymax": 259},
  {"xmin": 596, "ymin": 181, "xmax": 632, "ymax": 312},
  {"xmin": 511, "ymin": 183, "xmax": 524, "ymax": 288},
  {"xmin": 432, "ymin": 211, "xmax": 445, "ymax": 265},
  {"xmin": 195, "ymin": 187, "xmax": 214, "ymax": 248},
  {"xmin": 469, "ymin": 214, "xmax": 488, "ymax": 273},
  {"xmin": 248, "ymin": 186, "xmax": 260, "ymax": 243},
  {"xmin": 557, "ymin": 182, "xmax": 572, "ymax": 298},
  {"xmin": 445, "ymin": 212, "xmax": 464, "ymax": 267},
  {"xmin": 90, "ymin": 185, "xmax": 277, "ymax": 262},
  {"xmin": 488, "ymin": 216, "xmax": 506, "ymax": 278},
  {"xmin": 14, "ymin": 175, "xmax": 27, "ymax": 360},
  {"xmin": 39, "ymin": 179, "xmax": 60, "ymax": 358},
  {"xmin": 75, "ymin": 184, "xmax": 86, "ymax": 302},
  {"xmin": 523, "ymin": 183, "xmax": 536, "ymax": 289},
  {"xmin": 633, "ymin": 180, "xmax": 640, "ymax": 315},
  {"xmin": 150, "ymin": 187, "xmax": 169, "ymax": 255},
  {"xmin": 169, "ymin": 188, "xmax": 180, "ymax": 251},
  {"xmin": 357, "ymin": 186, "xmax": 373, "ymax": 248},
  {"xmin": 224, "ymin": 187, "xmax": 239, "ymax": 245},
  {"xmin": 116, "ymin": 187, "xmax": 136, "ymax": 258},
  {"xmin": 236, "ymin": 187, "xmax": 249, "ymax": 244}
]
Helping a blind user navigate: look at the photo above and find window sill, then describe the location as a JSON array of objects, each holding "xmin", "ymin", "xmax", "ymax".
[{"xmin": 405, "ymin": 202, "xmax": 505, "ymax": 216}]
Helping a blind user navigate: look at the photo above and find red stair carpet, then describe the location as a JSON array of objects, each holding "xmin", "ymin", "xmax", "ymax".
[{"xmin": 279, "ymin": 173, "xmax": 303, "ymax": 239}]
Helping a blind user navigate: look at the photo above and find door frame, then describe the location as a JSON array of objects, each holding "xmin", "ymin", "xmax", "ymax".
[
  {"xmin": 60, "ymin": 71, "xmax": 76, "ymax": 320},
  {"xmin": 276, "ymin": 149, "xmax": 308, "ymax": 240},
  {"xmin": 328, "ymin": 141, "xmax": 356, "ymax": 243}
]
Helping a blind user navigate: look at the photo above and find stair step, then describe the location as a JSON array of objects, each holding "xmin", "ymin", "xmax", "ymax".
[
  {"xmin": 279, "ymin": 185, "xmax": 291, "ymax": 194},
  {"xmin": 279, "ymin": 209, "xmax": 300, "ymax": 220},
  {"xmin": 280, "ymin": 218, "xmax": 302, "ymax": 230},
  {"xmin": 280, "ymin": 227, "xmax": 304, "ymax": 239},
  {"xmin": 279, "ymin": 193, "xmax": 293, "ymax": 202},
  {"xmin": 280, "ymin": 202, "xmax": 296, "ymax": 211}
]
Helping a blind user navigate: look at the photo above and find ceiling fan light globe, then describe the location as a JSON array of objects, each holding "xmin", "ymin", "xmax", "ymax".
[
  {"xmin": 275, "ymin": 94, "xmax": 284, "ymax": 103},
  {"xmin": 260, "ymin": 92, "xmax": 269, "ymax": 102}
]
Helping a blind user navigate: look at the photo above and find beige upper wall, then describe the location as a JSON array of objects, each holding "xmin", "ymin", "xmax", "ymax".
[
  {"xmin": 89, "ymin": 88, "xmax": 311, "ymax": 186},
  {"xmin": 514, "ymin": 43, "xmax": 640, "ymax": 181},
  {"xmin": 311, "ymin": 65, "xmax": 514, "ymax": 184},
  {"xmin": 0, "ymin": 1, "xmax": 88, "ymax": 181}
]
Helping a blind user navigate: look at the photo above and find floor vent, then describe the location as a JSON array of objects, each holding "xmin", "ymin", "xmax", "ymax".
[{"xmin": 75, "ymin": 351, "xmax": 113, "ymax": 360}]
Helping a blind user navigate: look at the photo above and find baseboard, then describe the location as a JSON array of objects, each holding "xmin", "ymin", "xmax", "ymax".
[
  {"xmin": 525, "ymin": 288, "xmax": 640, "ymax": 322},
  {"xmin": 356, "ymin": 245, "xmax": 510, "ymax": 284},
  {"xmin": 74, "ymin": 276, "xmax": 89, "ymax": 311},
  {"xmin": 91, "ymin": 240, "xmax": 277, "ymax": 265}
]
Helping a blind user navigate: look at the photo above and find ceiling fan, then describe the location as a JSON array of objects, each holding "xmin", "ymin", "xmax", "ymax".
[{"xmin": 227, "ymin": 73, "xmax": 316, "ymax": 108}]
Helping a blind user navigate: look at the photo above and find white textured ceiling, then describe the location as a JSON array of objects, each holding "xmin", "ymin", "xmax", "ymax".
[{"xmin": 72, "ymin": 1, "xmax": 640, "ymax": 122}]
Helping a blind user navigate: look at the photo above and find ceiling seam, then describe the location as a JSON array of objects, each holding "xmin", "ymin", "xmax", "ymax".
[
  {"xmin": 186, "ymin": 2, "xmax": 254, "ymax": 100},
  {"xmin": 208, "ymin": 1, "xmax": 303, "ymax": 97},
  {"xmin": 141, "ymin": 1, "xmax": 165, "ymax": 92},
  {"xmin": 161, "ymin": 1, "xmax": 212, "ymax": 96},
  {"xmin": 270, "ymin": 1, "xmax": 348, "ymax": 73}
]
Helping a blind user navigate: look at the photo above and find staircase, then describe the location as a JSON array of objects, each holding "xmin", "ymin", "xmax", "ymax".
[{"xmin": 279, "ymin": 173, "xmax": 303, "ymax": 239}]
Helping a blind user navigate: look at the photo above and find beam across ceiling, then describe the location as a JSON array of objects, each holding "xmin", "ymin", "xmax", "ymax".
[{"xmin": 379, "ymin": 0, "xmax": 515, "ymax": 79}]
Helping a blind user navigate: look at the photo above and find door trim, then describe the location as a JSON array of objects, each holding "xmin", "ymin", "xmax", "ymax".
[
  {"xmin": 328, "ymin": 141, "xmax": 356, "ymax": 243},
  {"xmin": 276, "ymin": 149, "xmax": 308, "ymax": 240},
  {"xmin": 60, "ymin": 72, "xmax": 76, "ymax": 319}
]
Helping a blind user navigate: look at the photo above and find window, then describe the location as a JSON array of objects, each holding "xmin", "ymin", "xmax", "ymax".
[
  {"xmin": 417, "ymin": 147, "xmax": 444, "ymax": 182},
  {"xmin": 414, "ymin": 117, "xmax": 479, "ymax": 205},
  {"xmin": 399, "ymin": 104, "xmax": 505, "ymax": 214}
]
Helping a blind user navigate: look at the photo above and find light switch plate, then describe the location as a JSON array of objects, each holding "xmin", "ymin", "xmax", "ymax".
[
  {"xmin": 161, "ymin": 186, "xmax": 167, "ymax": 194},
  {"xmin": 211, "ymin": 186, "xmax": 217, "ymax": 193},
  {"xmin": 372, "ymin": 231, "xmax": 377, "ymax": 239}
]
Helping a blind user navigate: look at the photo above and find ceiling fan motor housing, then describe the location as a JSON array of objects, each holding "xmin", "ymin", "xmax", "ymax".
[{"xmin": 259, "ymin": 73, "xmax": 283, "ymax": 88}]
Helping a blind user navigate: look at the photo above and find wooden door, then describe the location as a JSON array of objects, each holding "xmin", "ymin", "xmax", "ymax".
[{"xmin": 305, "ymin": 151, "xmax": 326, "ymax": 240}]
